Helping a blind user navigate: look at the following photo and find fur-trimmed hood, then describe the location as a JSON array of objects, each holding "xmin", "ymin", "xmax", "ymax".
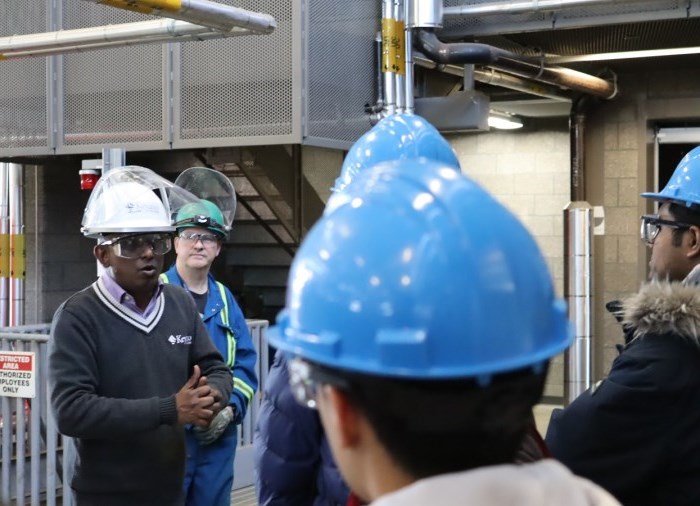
[{"xmin": 621, "ymin": 282, "xmax": 700, "ymax": 346}]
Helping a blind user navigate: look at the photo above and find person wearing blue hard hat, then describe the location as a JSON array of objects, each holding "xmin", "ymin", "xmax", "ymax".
[
  {"xmin": 547, "ymin": 145, "xmax": 700, "ymax": 506},
  {"xmin": 268, "ymin": 158, "xmax": 620, "ymax": 505},
  {"xmin": 255, "ymin": 113, "xmax": 459, "ymax": 506},
  {"xmin": 331, "ymin": 112, "xmax": 460, "ymax": 194}
]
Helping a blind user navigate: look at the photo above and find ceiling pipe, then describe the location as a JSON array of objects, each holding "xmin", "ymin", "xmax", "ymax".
[
  {"xmin": 413, "ymin": 53, "xmax": 570, "ymax": 102},
  {"xmin": 85, "ymin": 0, "xmax": 276, "ymax": 34},
  {"xmin": 415, "ymin": 30, "xmax": 617, "ymax": 99},
  {"xmin": 0, "ymin": 19, "xmax": 254, "ymax": 60},
  {"xmin": 443, "ymin": 0, "xmax": 645, "ymax": 17}
]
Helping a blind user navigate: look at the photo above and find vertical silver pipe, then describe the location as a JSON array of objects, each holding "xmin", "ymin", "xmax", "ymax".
[
  {"xmin": 382, "ymin": 0, "xmax": 397, "ymax": 115},
  {"xmin": 101, "ymin": 148, "xmax": 126, "ymax": 173},
  {"xmin": 8, "ymin": 164, "xmax": 24, "ymax": 327},
  {"xmin": 44, "ymin": 345, "xmax": 57, "ymax": 506},
  {"xmin": 0, "ymin": 164, "xmax": 8, "ymax": 327},
  {"xmin": 15, "ymin": 344, "xmax": 25, "ymax": 505},
  {"xmin": 407, "ymin": 0, "xmax": 443, "ymax": 27},
  {"xmin": 563, "ymin": 203, "xmax": 593, "ymax": 403},
  {"xmin": 393, "ymin": 0, "xmax": 406, "ymax": 112},
  {"xmin": 403, "ymin": 0, "xmax": 414, "ymax": 113}
]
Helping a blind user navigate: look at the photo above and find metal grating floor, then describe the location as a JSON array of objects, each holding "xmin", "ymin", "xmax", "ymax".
[{"xmin": 232, "ymin": 485, "xmax": 258, "ymax": 506}]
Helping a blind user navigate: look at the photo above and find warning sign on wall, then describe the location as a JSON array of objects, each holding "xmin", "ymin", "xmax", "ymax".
[{"xmin": 0, "ymin": 352, "xmax": 35, "ymax": 398}]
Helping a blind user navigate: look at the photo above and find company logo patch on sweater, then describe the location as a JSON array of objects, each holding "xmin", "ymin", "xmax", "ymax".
[{"xmin": 168, "ymin": 334, "xmax": 193, "ymax": 345}]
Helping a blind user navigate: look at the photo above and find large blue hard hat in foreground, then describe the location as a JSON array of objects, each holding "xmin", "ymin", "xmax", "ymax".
[
  {"xmin": 331, "ymin": 113, "xmax": 460, "ymax": 194},
  {"xmin": 270, "ymin": 159, "xmax": 571, "ymax": 380},
  {"xmin": 642, "ymin": 145, "xmax": 700, "ymax": 206}
]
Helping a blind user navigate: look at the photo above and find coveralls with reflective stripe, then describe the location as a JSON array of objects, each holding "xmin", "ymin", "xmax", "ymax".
[{"xmin": 161, "ymin": 267, "xmax": 258, "ymax": 506}]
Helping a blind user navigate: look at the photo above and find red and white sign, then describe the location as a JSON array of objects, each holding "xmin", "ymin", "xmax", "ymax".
[{"xmin": 0, "ymin": 351, "xmax": 35, "ymax": 398}]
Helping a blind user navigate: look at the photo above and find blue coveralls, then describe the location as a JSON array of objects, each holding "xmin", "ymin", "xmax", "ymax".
[{"xmin": 161, "ymin": 266, "xmax": 258, "ymax": 506}]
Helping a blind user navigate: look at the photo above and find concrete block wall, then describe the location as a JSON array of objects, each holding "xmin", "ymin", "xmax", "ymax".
[
  {"xmin": 447, "ymin": 119, "xmax": 570, "ymax": 398},
  {"xmin": 34, "ymin": 158, "xmax": 97, "ymax": 324}
]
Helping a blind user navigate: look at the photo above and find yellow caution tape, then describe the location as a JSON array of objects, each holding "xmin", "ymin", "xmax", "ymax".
[
  {"xmin": 98, "ymin": 0, "xmax": 182, "ymax": 13},
  {"xmin": 381, "ymin": 18, "xmax": 405, "ymax": 76},
  {"xmin": 10, "ymin": 234, "xmax": 24, "ymax": 280},
  {"xmin": 0, "ymin": 54, "xmax": 6, "ymax": 61}
]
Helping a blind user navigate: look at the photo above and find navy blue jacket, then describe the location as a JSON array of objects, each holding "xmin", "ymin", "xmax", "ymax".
[
  {"xmin": 547, "ymin": 283, "xmax": 700, "ymax": 506},
  {"xmin": 254, "ymin": 351, "xmax": 350, "ymax": 506}
]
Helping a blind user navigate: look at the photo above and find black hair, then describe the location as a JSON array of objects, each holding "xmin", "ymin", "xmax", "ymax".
[
  {"xmin": 311, "ymin": 361, "xmax": 548, "ymax": 480},
  {"xmin": 668, "ymin": 203, "xmax": 700, "ymax": 246}
]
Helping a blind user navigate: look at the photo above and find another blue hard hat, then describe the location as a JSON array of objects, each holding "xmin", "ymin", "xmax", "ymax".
[
  {"xmin": 270, "ymin": 159, "xmax": 571, "ymax": 380},
  {"xmin": 642, "ymin": 145, "xmax": 700, "ymax": 206},
  {"xmin": 331, "ymin": 113, "xmax": 460, "ymax": 193}
]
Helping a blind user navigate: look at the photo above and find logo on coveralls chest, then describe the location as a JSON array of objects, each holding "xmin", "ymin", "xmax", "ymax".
[{"xmin": 168, "ymin": 334, "xmax": 193, "ymax": 345}]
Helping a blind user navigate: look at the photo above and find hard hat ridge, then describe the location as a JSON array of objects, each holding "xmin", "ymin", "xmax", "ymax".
[
  {"xmin": 81, "ymin": 166, "xmax": 199, "ymax": 238},
  {"xmin": 269, "ymin": 158, "xmax": 572, "ymax": 380},
  {"xmin": 331, "ymin": 112, "xmax": 460, "ymax": 194}
]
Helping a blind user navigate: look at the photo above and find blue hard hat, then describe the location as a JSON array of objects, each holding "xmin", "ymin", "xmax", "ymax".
[
  {"xmin": 331, "ymin": 113, "xmax": 460, "ymax": 193},
  {"xmin": 269, "ymin": 159, "xmax": 572, "ymax": 379},
  {"xmin": 642, "ymin": 145, "xmax": 700, "ymax": 206}
]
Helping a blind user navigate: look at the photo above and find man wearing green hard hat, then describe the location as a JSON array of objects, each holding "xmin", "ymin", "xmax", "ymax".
[{"xmin": 162, "ymin": 195, "xmax": 258, "ymax": 506}]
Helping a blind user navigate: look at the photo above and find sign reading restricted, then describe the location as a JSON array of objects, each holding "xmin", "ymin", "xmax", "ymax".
[{"xmin": 0, "ymin": 351, "xmax": 35, "ymax": 398}]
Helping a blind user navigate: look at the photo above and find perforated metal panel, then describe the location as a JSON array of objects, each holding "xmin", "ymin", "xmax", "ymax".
[
  {"xmin": 0, "ymin": 2, "xmax": 50, "ymax": 154},
  {"xmin": 61, "ymin": 1, "xmax": 166, "ymax": 150},
  {"xmin": 177, "ymin": 0, "xmax": 297, "ymax": 146},
  {"xmin": 304, "ymin": 0, "xmax": 379, "ymax": 149}
]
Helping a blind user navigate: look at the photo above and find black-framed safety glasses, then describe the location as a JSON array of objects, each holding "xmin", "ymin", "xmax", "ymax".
[
  {"xmin": 177, "ymin": 231, "xmax": 220, "ymax": 246},
  {"xmin": 100, "ymin": 233, "xmax": 172, "ymax": 258},
  {"xmin": 640, "ymin": 214, "xmax": 695, "ymax": 245},
  {"xmin": 287, "ymin": 357, "xmax": 350, "ymax": 410}
]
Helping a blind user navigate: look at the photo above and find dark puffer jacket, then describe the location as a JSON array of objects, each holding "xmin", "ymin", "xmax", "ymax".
[
  {"xmin": 546, "ymin": 282, "xmax": 700, "ymax": 506},
  {"xmin": 254, "ymin": 351, "xmax": 350, "ymax": 506}
]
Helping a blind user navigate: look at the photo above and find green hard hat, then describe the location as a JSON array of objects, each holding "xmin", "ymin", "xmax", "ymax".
[{"xmin": 175, "ymin": 199, "xmax": 227, "ymax": 237}]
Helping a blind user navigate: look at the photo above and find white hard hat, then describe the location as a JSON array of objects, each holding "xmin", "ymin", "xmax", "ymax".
[{"xmin": 81, "ymin": 165, "xmax": 199, "ymax": 238}]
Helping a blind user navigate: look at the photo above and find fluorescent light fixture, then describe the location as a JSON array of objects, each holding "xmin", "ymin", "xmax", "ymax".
[{"xmin": 488, "ymin": 110, "xmax": 523, "ymax": 130}]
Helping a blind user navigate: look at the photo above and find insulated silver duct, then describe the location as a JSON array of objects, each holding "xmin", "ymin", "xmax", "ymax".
[
  {"xmin": 563, "ymin": 202, "xmax": 593, "ymax": 403},
  {"xmin": 0, "ymin": 164, "xmax": 8, "ymax": 327},
  {"xmin": 407, "ymin": 0, "xmax": 442, "ymax": 27},
  {"xmin": 563, "ymin": 98, "xmax": 594, "ymax": 404},
  {"xmin": 8, "ymin": 164, "xmax": 23, "ymax": 327},
  {"xmin": 443, "ymin": 0, "xmax": 645, "ymax": 17},
  {"xmin": 415, "ymin": 30, "xmax": 617, "ymax": 99},
  {"xmin": 84, "ymin": 0, "xmax": 276, "ymax": 34},
  {"xmin": 382, "ymin": 0, "xmax": 398, "ymax": 115},
  {"xmin": 0, "ymin": 19, "xmax": 259, "ymax": 60}
]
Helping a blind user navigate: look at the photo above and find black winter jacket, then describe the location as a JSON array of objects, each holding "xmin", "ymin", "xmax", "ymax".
[{"xmin": 546, "ymin": 282, "xmax": 700, "ymax": 506}]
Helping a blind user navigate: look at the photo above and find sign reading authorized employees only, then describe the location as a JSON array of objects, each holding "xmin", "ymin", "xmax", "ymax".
[{"xmin": 0, "ymin": 351, "xmax": 35, "ymax": 398}]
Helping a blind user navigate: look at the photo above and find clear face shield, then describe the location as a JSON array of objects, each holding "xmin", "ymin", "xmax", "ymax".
[{"xmin": 174, "ymin": 167, "xmax": 237, "ymax": 233}]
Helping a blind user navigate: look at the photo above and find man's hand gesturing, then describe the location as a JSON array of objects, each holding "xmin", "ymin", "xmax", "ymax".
[{"xmin": 176, "ymin": 365, "xmax": 216, "ymax": 427}]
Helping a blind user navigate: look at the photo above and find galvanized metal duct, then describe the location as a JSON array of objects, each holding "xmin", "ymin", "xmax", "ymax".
[
  {"xmin": 443, "ymin": 0, "xmax": 646, "ymax": 17},
  {"xmin": 563, "ymin": 97, "xmax": 594, "ymax": 404},
  {"xmin": 0, "ymin": 19, "xmax": 256, "ymax": 60},
  {"xmin": 415, "ymin": 30, "xmax": 617, "ymax": 99},
  {"xmin": 85, "ymin": 0, "xmax": 276, "ymax": 34}
]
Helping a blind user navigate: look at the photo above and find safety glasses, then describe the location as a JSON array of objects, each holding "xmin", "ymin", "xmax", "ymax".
[
  {"xmin": 177, "ymin": 231, "xmax": 220, "ymax": 246},
  {"xmin": 640, "ymin": 214, "xmax": 695, "ymax": 245},
  {"xmin": 100, "ymin": 233, "xmax": 172, "ymax": 258},
  {"xmin": 287, "ymin": 357, "xmax": 349, "ymax": 410}
]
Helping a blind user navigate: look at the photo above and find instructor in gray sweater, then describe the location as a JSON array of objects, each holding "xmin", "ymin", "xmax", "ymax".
[{"xmin": 49, "ymin": 168, "xmax": 233, "ymax": 506}]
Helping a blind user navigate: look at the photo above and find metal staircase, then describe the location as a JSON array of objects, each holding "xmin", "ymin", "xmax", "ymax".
[{"xmin": 198, "ymin": 145, "xmax": 324, "ymax": 323}]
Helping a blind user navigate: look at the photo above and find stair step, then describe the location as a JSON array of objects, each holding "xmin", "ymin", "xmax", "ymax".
[{"xmin": 230, "ymin": 224, "xmax": 295, "ymax": 244}]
